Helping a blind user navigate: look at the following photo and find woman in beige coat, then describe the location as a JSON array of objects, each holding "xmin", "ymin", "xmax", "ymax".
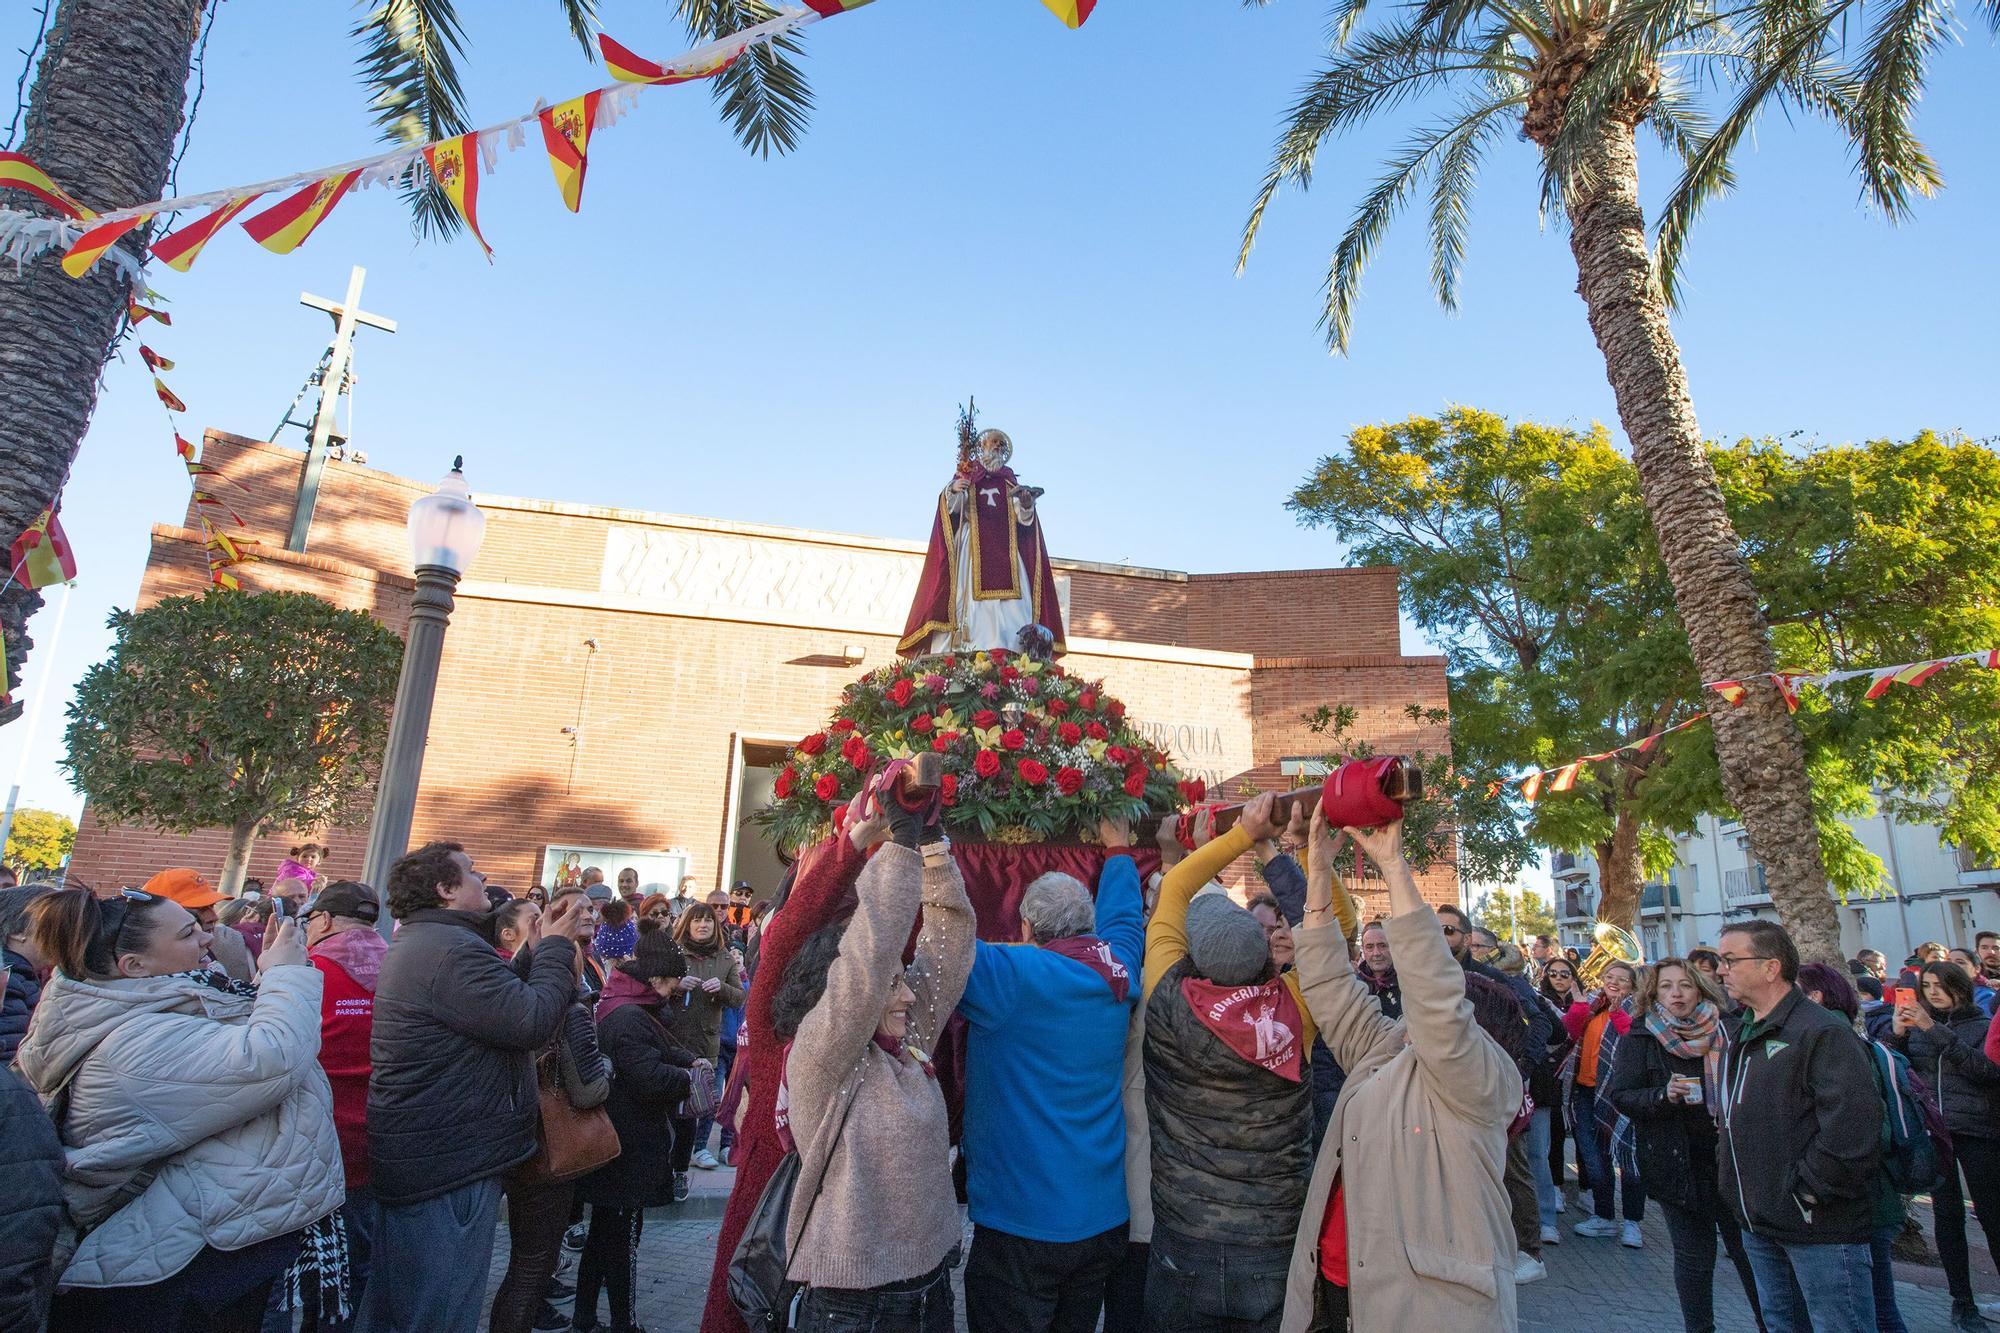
[{"xmin": 1281, "ymin": 814, "xmax": 1522, "ymax": 1332}]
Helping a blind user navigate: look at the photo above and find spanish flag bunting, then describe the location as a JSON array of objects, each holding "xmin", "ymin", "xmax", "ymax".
[
  {"xmin": 1485, "ymin": 780, "xmax": 1504, "ymax": 800},
  {"xmin": 1546, "ymin": 761, "xmax": 1583, "ymax": 794},
  {"xmin": 139, "ymin": 345, "xmax": 174, "ymax": 373},
  {"xmin": 60, "ymin": 212, "xmax": 151, "ymax": 277},
  {"xmin": 1041, "ymin": 0, "xmax": 1098, "ymax": 26},
  {"xmin": 0, "ymin": 151, "xmax": 94, "ymax": 219},
  {"xmin": 175, "ymin": 433, "xmax": 196, "ymax": 461},
  {"xmin": 151, "ymin": 196, "xmax": 258, "ymax": 272},
  {"xmin": 803, "ymin": 0, "xmax": 877, "ymax": 12},
  {"xmin": 128, "ymin": 299, "xmax": 171, "ymax": 326},
  {"xmin": 1520, "ymin": 771, "xmax": 1545, "ymax": 804},
  {"xmin": 183, "ymin": 458, "xmax": 223, "ymax": 479},
  {"xmin": 422, "ymin": 135, "xmax": 491, "ymax": 259},
  {"xmin": 1986, "ymin": 650, "xmax": 2000, "ymax": 671},
  {"xmin": 154, "ymin": 377, "xmax": 187, "ymax": 412},
  {"xmin": 538, "ymin": 92, "xmax": 600, "ymax": 213},
  {"xmin": 242, "ymin": 171, "xmax": 360, "ymax": 255},
  {"xmin": 1709, "ymin": 679, "xmax": 1748, "ymax": 707},
  {"xmin": 1864, "ymin": 660, "xmax": 1947, "ymax": 700},
  {"xmin": 1772, "ymin": 673, "xmax": 1803, "ymax": 714},
  {"xmin": 599, "ymin": 33, "xmax": 740, "ymax": 85},
  {"xmin": 9, "ymin": 506, "xmax": 77, "ymax": 589}
]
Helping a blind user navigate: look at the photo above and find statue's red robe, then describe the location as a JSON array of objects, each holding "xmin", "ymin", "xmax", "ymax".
[{"xmin": 897, "ymin": 463, "xmax": 1066, "ymax": 658}]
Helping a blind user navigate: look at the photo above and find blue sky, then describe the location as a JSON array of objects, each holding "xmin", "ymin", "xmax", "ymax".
[{"xmin": 3, "ymin": 2, "xmax": 1995, "ymax": 885}]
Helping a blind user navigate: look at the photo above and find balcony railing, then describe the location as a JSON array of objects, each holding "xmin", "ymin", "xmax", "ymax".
[
  {"xmin": 1955, "ymin": 846, "xmax": 2000, "ymax": 884},
  {"xmin": 1558, "ymin": 887, "xmax": 1593, "ymax": 921},
  {"xmin": 1724, "ymin": 864, "xmax": 1770, "ymax": 902},
  {"xmin": 1552, "ymin": 850, "xmax": 1589, "ymax": 882},
  {"xmin": 1640, "ymin": 881, "xmax": 1682, "ymax": 913}
]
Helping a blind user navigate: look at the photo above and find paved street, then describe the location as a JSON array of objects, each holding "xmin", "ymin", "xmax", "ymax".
[{"xmin": 491, "ymin": 1166, "xmax": 1999, "ymax": 1332}]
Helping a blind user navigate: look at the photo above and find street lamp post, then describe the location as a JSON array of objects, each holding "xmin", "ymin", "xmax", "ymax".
[{"xmin": 362, "ymin": 457, "xmax": 486, "ymax": 934}]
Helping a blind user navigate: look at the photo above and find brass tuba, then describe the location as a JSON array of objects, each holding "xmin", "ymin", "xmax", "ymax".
[{"xmin": 1576, "ymin": 920, "xmax": 1643, "ymax": 989}]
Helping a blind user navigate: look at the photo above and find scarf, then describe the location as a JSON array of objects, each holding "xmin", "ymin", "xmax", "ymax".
[
  {"xmin": 1042, "ymin": 935, "xmax": 1130, "ymax": 1003},
  {"xmin": 170, "ymin": 963, "xmax": 259, "ymax": 1000},
  {"xmin": 275, "ymin": 1210, "xmax": 351, "ymax": 1318},
  {"xmin": 594, "ymin": 966, "xmax": 662, "ymax": 1023},
  {"xmin": 1644, "ymin": 999, "xmax": 1724, "ymax": 1120},
  {"xmin": 1179, "ymin": 975, "xmax": 1305, "ymax": 1082},
  {"xmin": 310, "ymin": 927, "xmax": 387, "ymax": 993},
  {"xmin": 681, "ymin": 925, "xmax": 722, "ymax": 958}
]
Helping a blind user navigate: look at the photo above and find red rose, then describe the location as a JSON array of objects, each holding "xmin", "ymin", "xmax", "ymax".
[
  {"xmin": 1057, "ymin": 721, "xmax": 1082, "ymax": 746},
  {"xmin": 974, "ymin": 750, "xmax": 1002, "ymax": 778},
  {"xmin": 798, "ymin": 732, "xmax": 828, "ymax": 756},
  {"xmin": 972, "ymin": 709, "xmax": 1000, "ymax": 727},
  {"xmin": 1017, "ymin": 759, "xmax": 1050, "ymax": 786},
  {"xmin": 1107, "ymin": 700, "xmax": 1126, "ymax": 720},
  {"xmin": 1056, "ymin": 766, "xmax": 1085, "ymax": 796},
  {"xmin": 1106, "ymin": 745, "xmax": 1132, "ymax": 766},
  {"xmin": 1179, "ymin": 777, "xmax": 1207, "ymax": 805},
  {"xmin": 999, "ymin": 665, "xmax": 1021, "ymax": 683},
  {"xmin": 943, "ymin": 655, "xmax": 958, "ymax": 667},
  {"xmin": 814, "ymin": 772, "xmax": 839, "ymax": 801},
  {"xmin": 1085, "ymin": 722, "xmax": 1109, "ymax": 741},
  {"xmin": 940, "ymin": 774, "xmax": 959, "ymax": 806},
  {"xmin": 774, "ymin": 766, "xmax": 798, "ymax": 798},
  {"xmin": 842, "ymin": 735, "xmax": 871, "ymax": 769},
  {"xmin": 830, "ymin": 718, "xmax": 857, "ymax": 733},
  {"xmin": 1124, "ymin": 766, "xmax": 1149, "ymax": 798},
  {"xmin": 1078, "ymin": 691, "xmax": 1098, "ymax": 712},
  {"xmin": 888, "ymin": 679, "xmax": 915, "ymax": 708},
  {"xmin": 990, "ymin": 648, "xmax": 1011, "ymax": 664},
  {"xmin": 1046, "ymin": 697, "xmax": 1069, "ymax": 716},
  {"xmin": 932, "ymin": 732, "xmax": 956, "ymax": 753},
  {"xmin": 911, "ymin": 714, "xmax": 935, "ymax": 733},
  {"xmin": 1001, "ymin": 729, "xmax": 1027, "ymax": 751}
]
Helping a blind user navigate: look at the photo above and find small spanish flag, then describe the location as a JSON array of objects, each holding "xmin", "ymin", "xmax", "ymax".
[
  {"xmin": 804, "ymin": 0, "xmax": 877, "ymax": 11},
  {"xmin": 1985, "ymin": 649, "xmax": 2000, "ymax": 671},
  {"xmin": 538, "ymin": 92, "xmax": 601, "ymax": 213},
  {"xmin": 599, "ymin": 33, "xmax": 740, "ymax": 85},
  {"xmin": 1041, "ymin": 0, "xmax": 1098, "ymax": 26},
  {"xmin": 154, "ymin": 377, "xmax": 187, "ymax": 412},
  {"xmin": 175, "ymin": 434, "xmax": 197, "ymax": 461},
  {"xmin": 423, "ymin": 134, "xmax": 492, "ymax": 259},
  {"xmin": 139, "ymin": 345, "xmax": 174, "ymax": 373},
  {"xmin": 1520, "ymin": 771, "xmax": 1545, "ymax": 804},
  {"xmin": 1772, "ymin": 674, "xmax": 1802, "ymax": 714},
  {"xmin": 127, "ymin": 299, "xmax": 171, "ymax": 326},
  {"xmin": 1864, "ymin": 660, "xmax": 1946, "ymax": 700},
  {"xmin": 9, "ymin": 506, "xmax": 77, "ymax": 589},
  {"xmin": 151, "ymin": 196, "xmax": 258, "ymax": 272},
  {"xmin": 1710, "ymin": 680, "xmax": 1748, "ymax": 707},
  {"xmin": 242, "ymin": 172, "xmax": 359, "ymax": 255},
  {"xmin": 0, "ymin": 151, "xmax": 93, "ymax": 219},
  {"xmin": 1547, "ymin": 762, "xmax": 1583, "ymax": 794},
  {"xmin": 60, "ymin": 212, "xmax": 151, "ymax": 278}
]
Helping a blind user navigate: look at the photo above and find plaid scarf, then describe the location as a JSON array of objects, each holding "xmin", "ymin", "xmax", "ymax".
[
  {"xmin": 169, "ymin": 963, "xmax": 260, "ymax": 1000},
  {"xmin": 276, "ymin": 1210, "xmax": 351, "ymax": 1318},
  {"xmin": 1644, "ymin": 999, "xmax": 1724, "ymax": 1121}
]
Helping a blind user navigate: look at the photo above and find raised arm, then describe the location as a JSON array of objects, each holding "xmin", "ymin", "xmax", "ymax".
[
  {"xmin": 1294, "ymin": 805, "xmax": 1397, "ymax": 1072},
  {"xmin": 1145, "ymin": 820, "xmax": 1249, "ymax": 997},
  {"xmin": 437, "ymin": 933, "xmax": 579, "ymax": 1052},
  {"xmin": 909, "ymin": 844, "xmax": 975, "ymax": 1053},
  {"xmin": 746, "ymin": 827, "xmax": 866, "ymax": 1046}
]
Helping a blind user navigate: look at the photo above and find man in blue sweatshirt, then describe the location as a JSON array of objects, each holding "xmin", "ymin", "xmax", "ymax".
[{"xmin": 958, "ymin": 814, "xmax": 1145, "ymax": 1333}]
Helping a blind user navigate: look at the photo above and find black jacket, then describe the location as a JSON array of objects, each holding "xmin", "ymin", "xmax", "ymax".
[
  {"xmin": 0, "ymin": 1062, "xmax": 61, "ymax": 1332},
  {"xmin": 1458, "ymin": 952, "xmax": 1556, "ymax": 1076},
  {"xmin": 577, "ymin": 998, "xmax": 698, "ymax": 1210},
  {"xmin": 1143, "ymin": 958, "xmax": 1312, "ymax": 1247},
  {"xmin": 1, "ymin": 947, "xmax": 42, "ymax": 1064},
  {"xmin": 1718, "ymin": 987, "xmax": 1882, "ymax": 1245},
  {"xmin": 366, "ymin": 910, "xmax": 580, "ymax": 1204},
  {"xmin": 1889, "ymin": 1004, "xmax": 2000, "ymax": 1142},
  {"xmin": 1605, "ymin": 1025, "xmax": 1722, "ymax": 1213}
]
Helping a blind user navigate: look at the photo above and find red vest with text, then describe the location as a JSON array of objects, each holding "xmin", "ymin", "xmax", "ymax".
[{"xmin": 313, "ymin": 954, "xmax": 376, "ymax": 1190}]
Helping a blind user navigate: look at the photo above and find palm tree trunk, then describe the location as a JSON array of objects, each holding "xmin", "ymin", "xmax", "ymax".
[
  {"xmin": 0, "ymin": 0, "xmax": 202, "ymax": 722},
  {"xmin": 1564, "ymin": 114, "xmax": 1843, "ymax": 964}
]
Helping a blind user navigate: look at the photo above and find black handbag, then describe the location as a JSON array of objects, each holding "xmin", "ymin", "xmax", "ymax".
[{"xmin": 727, "ymin": 1066, "xmax": 864, "ymax": 1331}]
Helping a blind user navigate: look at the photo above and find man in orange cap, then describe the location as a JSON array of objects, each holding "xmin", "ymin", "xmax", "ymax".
[{"xmin": 142, "ymin": 867, "xmax": 255, "ymax": 984}]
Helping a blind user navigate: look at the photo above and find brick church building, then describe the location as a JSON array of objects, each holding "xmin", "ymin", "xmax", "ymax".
[{"xmin": 68, "ymin": 430, "xmax": 1455, "ymax": 911}]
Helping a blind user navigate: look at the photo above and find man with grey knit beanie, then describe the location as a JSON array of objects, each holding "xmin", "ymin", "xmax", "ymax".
[{"xmin": 1139, "ymin": 792, "xmax": 1317, "ymax": 1333}]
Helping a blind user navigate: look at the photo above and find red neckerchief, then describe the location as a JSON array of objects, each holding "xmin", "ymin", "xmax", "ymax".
[
  {"xmin": 1179, "ymin": 975, "xmax": 1305, "ymax": 1081},
  {"xmin": 1042, "ymin": 935, "xmax": 1130, "ymax": 1003}
]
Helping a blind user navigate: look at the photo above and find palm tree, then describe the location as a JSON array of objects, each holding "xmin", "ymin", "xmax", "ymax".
[
  {"xmin": 0, "ymin": 0, "xmax": 815, "ymax": 722},
  {"xmin": 1232, "ymin": 0, "xmax": 1886, "ymax": 961}
]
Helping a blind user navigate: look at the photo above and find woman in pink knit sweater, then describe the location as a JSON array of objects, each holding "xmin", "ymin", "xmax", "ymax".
[{"xmin": 766, "ymin": 794, "xmax": 973, "ymax": 1331}]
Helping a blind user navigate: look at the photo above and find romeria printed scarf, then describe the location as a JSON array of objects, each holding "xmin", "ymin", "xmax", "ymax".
[{"xmin": 1643, "ymin": 999, "xmax": 1724, "ymax": 1120}]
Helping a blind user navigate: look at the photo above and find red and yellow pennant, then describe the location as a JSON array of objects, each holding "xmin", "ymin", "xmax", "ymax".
[
  {"xmin": 538, "ymin": 92, "xmax": 601, "ymax": 213},
  {"xmin": 1520, "ymin": 771, "xmax": 1545, "ymax": 804},
  {"xmin": 1041, "ymin": 0, "xmax": 1098, "ymax": 26},
  {"xmin": 804, "ymin": 0, "xmax": 878, "ymax": 12},
  {"xmin": 423, "ymin": 134, "xmax": 492, "ymax": 259},
  {"xmin": 151, "ymin": 196, "xmax": 259, "ymax": 272},
  {"xmin": 600, "ymin": 33, "xmax": 740, "ymax": 85},
  {"xmin": 0, "ymin": 151, "xmax": 93, "ymax": 219},
  {"xmin": 1865, "ymin": 660, "xmax": 1947, "ymax": 700},
  {"xmin": 140, "ymin": 345, "xmax": 174, "ymax": 373},
  {"xmin": 1709, "ymin": 679, "xmax": 1748, "ymax": 707},
  {"xmin": 128, "ymin": 298, "xmax": 171, "ymax": 325},
  {"xmin": 8, "ymin": 506, "xmax": 77, "ymax": 589},
  {"xmin": 60, "ymin": 212, "xmax": 152, "ymax": 277},
  {"xmin": 153, "ymin": 377, "xmax": 187, "ymax": 412},
  {"xmin": 1546, "ymin": 762, "xmax": 1583, "ymax": 794},
  {"xmin": 242, "ymin": 171, "xmax": 360, "ymax": 255}
]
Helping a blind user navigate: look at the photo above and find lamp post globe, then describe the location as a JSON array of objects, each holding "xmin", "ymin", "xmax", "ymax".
[{"xmin": 361, "ymin": 458, "xmax": 486, "ymax": 930}]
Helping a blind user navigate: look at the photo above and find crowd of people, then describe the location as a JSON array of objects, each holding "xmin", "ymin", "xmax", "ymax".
[{"xmin": 1, "ymin": 801, "xmax": 1998, "ymax": 1333}]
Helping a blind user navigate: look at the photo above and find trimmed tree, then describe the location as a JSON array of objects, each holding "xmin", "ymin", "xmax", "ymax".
[
  {"xmin": 4, "ymin": 807, "xmax": 77, "ymax": 874},
  {"xmin": 62, "ymin": 590, "xmax": 402, "ymax": 891}
]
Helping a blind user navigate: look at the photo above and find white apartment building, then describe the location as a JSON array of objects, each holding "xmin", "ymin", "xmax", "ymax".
[{"xmin": 1552, "ymin": 811, "xmax": 2000, "ymax": 964}]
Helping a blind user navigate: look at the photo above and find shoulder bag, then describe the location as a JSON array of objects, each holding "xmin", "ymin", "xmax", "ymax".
[
  {"xmin": 524, "ymin": 1043, "xmax": 621, "ymax": 1183},
  {"xmin": 728, "ymin": 1063, "xmax": 865, "ymax": 1332}
]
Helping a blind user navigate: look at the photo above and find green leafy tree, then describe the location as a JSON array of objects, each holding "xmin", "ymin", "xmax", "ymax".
[
  {"xmin": 1229, "ymin": 0, "xmax": 1882, "ymax": 962},
  {"xmin": 3, "ymin": 807, "xmax": 76, "ymax": 873},
  {"xmin": 1291, "ymin": 411, "xmax": 2000, "ymax": 957},
  {"xmin": 62, "ymin": 591, "xmax": 403, "ymax": 892},
  {"xmin": 1473, "ymin": 885, "xmax": 1558, "ymax": 943}
]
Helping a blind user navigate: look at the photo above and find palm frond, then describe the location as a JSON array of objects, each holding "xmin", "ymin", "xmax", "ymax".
[
  {"xmin": 556, "ymin": 0, "xmax": 600, "ymax": 58},
  {"xmin": 674, "ymin": 0, "xmax": 815, "ymax": 157},
  {"xmin": 1852, "ymin": 0, "xmax": 1950, "ymax": 217},
  {"xmin": 352, "ymin": 0, "xmax": 473, "ymax": 239},
  {"xmin": 1429, "ymin": 109, "xmax": 1507, "ymax": 309}
]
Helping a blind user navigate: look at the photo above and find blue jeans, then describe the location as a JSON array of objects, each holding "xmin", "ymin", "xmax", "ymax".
[
  {"xmin": 1570, "ymin": 1084, "xmax": 1643, "ymax": 1222},
  {"xmin": 1525, "ymin": 1105, "xmax": 1560, "ymax": 1230},
  {"xmin": 355, "ymin": 1176, "xmax": 503, "ymax": 1333},
  {"xmin": 1740, "ymin": 1233, "xmax": 1875, "ymax": 1333},
  {"xmin": 1868, "ymin": 1223, "xmax": 1909, "ymax": 1333},
  {"xmin": 1145, "ymin": 1226, "xmax": 1289, "ymax": 1333},
  {"xmin": 798, "ymin": 1257, "xmax": 955, "ymax": 1333}
]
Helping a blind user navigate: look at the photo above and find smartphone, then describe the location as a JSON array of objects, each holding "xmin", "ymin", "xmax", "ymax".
[{"xmin": 1886, "ymin": 986, "xmax": 1906, "ymax": 1008}]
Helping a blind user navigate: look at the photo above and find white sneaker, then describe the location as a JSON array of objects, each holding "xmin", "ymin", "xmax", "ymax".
[
  {"xmin": 1514, "ymin": 1253, "xmax": 1548, "ymax": 1285},
  {"xmin": 1554, "ymin": 1198, "xmax": 1566, "ymax": 1216},
  {"xmin": 1620, "ymin": 1220, "xmax": 1643, "ymax": 1248},
  {"xmin": 1572, "ymin": 1215, "xmax": 1619, "ymax": 1238},
  {"xmin": 1540, "ymin": 1224, "xmax": 1561, "ymax": 1246},
  {"xmin": 691, "ymin": 1148, "xmax": 721, "ymax": 1170}
]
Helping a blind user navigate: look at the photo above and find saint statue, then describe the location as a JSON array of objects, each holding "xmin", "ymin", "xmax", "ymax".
[{"xmin": 899, "ymin": 417, "xmax": 1066, "ymax": 659}]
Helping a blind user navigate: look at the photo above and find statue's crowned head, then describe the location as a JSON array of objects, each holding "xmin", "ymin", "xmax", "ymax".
[{"xmin": 974, "ymin": 428, "xmax": 1014, "ymax": 472}]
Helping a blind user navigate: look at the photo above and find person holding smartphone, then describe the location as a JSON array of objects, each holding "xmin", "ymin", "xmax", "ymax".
[{"xmin": 1605, "ymin": 959, "xmax": 1763, "ymax": 1333}]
